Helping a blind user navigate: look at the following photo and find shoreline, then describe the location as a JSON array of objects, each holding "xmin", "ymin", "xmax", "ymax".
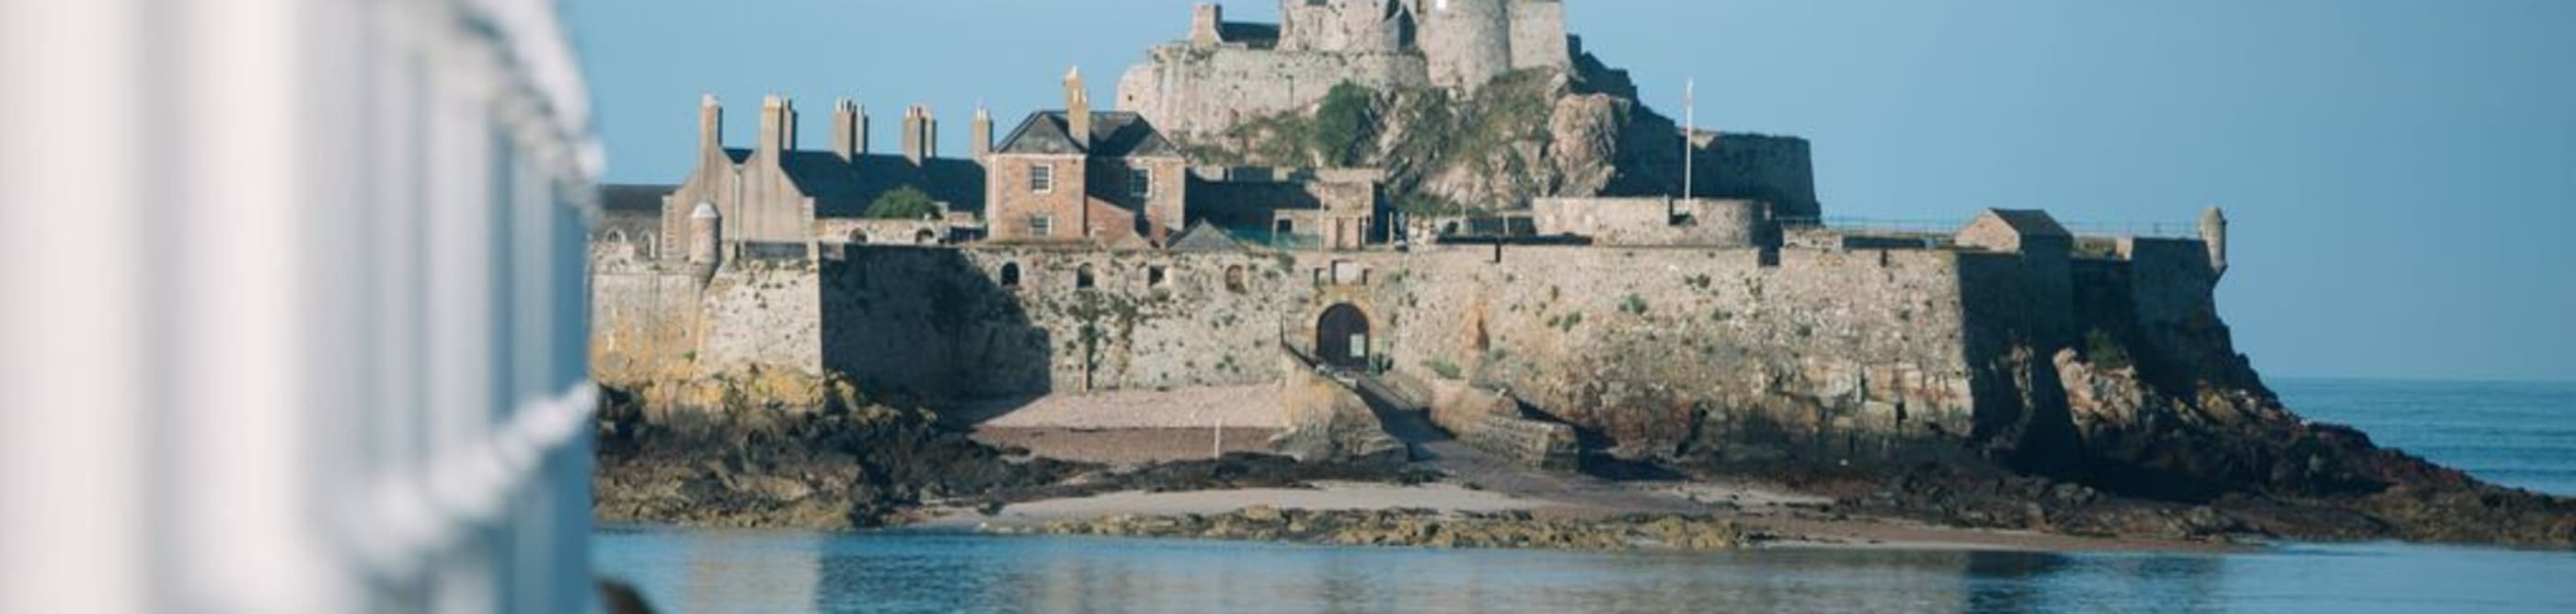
[{"xmin": 910, "ymin": 481, "xmax": 2247, "ymax": 554}]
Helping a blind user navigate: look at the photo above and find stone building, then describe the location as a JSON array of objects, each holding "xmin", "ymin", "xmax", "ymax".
[
  {"xmin": 1120, "ymin": 0, "xmax": 1573, "ymax": 139},
  {"xmin": 985, "ymin": 68, "xmax": 1191, "ymax": 245},
  {"xmin": 656, "ymin": 94, "xmax": 987, "ymax": 258}
]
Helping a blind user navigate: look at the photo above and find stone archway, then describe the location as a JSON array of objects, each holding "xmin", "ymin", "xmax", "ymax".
[{"xmin": 1316, "ymin": 303, "xmax": 1371, "ymax": 371}]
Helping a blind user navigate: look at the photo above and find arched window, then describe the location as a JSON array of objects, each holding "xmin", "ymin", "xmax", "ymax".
[
  {"xmin": 846, "ymin": 229, "xmax": 869, "ymax": 244},
  {"xmin": 914, "ymin": 228, "xmax": 938, "ymax": 245},
  {"xmin": 999, "ymin": 262, "xmax": 1021, "ymax": 288},
  {"xmin": 1076, "ymin": 264, "xmax": 1097, "ymax": 289},
  {"xmin": 1224, "ymin": 265, "xmax": 1247, "ymax": 293}
]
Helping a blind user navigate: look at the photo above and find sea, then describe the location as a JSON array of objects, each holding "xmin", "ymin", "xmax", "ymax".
[{"xmin": 594, "ymin": 377, "xmax": 2576, "ymax": 613}]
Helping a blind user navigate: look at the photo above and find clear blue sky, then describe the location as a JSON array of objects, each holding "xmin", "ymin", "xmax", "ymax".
[{"xmin": 567, "ymin": 0, "xmax": 2576, "ymax": 383}]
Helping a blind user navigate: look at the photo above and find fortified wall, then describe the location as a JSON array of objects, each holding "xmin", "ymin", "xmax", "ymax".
[{"xmin": 592, "ymin": 207, "xmax": 2229, "ymax": 465}]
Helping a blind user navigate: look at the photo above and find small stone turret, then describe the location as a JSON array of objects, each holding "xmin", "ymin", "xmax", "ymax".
[
  {"xmin": 2201, "ymin": 206, "xmax": 2229, "ymax": 279},
  {"xmin": 687, "ymin": 202, "xmax": 723, "ymax": 273}
]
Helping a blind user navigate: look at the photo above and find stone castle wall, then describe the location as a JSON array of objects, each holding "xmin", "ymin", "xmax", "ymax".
[
  {"xmin": 1532, "ymin": 197, "xmax": 1770, "ymax": 248},
  {"xmin": 1119, "ymin": 46, "xmax": 1431, "ymax": 139},
  {"xmin": 1338, "ymin": 245, "xmax": 1984, "ymax": 458},
  {"xmin": 1506, "ymin": 0, "xmax": 1571, "ymax": 75},
  {"xmin": 1692, "ymin": 133, "xmax": 1820, "ymax": 221},
  {"xmin": 818, "ymin": 245, "xmax": 1309, "ymax": 400}
]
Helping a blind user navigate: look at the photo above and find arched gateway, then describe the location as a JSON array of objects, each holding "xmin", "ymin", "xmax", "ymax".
[{"xmin": 1316, "ymin": 303, "xmax": 1371, "ymax": 371}]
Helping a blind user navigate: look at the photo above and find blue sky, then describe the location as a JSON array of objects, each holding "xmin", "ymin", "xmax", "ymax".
[{"xmin": 568, "ymin": 0, "xmax": 2575, "ymax": 383}]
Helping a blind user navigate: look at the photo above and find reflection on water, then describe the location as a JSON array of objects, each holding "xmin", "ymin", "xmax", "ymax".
[{"xmin": 594, "ymin": 527, "xmax": 2576, "ymax": 614}]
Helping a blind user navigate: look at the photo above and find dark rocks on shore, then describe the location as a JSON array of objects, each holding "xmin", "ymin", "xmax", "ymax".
[
  {"xmin": 593, "ymin": 386, "xmax": 1445, "ymax": 530},
  {"xmin": 1005, "ymin": 506, "xmax": 1756, "ymax": 551}
]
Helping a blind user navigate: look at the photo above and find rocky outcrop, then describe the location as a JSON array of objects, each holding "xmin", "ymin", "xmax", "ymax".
[
  {"xmin": 1006, "ymin": 506, "xmax": 1754, "ymax": 551},
  {"xmin": 592, "ymin": 380, "xmax": 1088, "ymax": 529}
]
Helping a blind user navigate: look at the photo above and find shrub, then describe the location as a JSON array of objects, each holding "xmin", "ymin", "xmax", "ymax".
[
  {"xmin": 863, "ymin": 185, "xmax": 939, "ymax": 219},
  {"xmin": 1618, "ymin": 294, "xmax": 1650, "ymax": 316},
  {"xmin": 1312, "ymin": 82, "xmax": 1378, "ymax": 166},
  {"xmin": 1422, "ymin": 358, "xmax": 1464, "ymax": 380}
]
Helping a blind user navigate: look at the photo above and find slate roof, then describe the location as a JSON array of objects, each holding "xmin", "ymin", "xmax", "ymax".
[
  {"xmin": 994, "ymin": 111, "xmax": 1180, "ymax": 158},
  {"xmin": 594, "ymin": 183, "xmax": 673, "ymax": 242},
  {"xmin": 721, "ymin": 148, "xmax": 989, "ymax": 218},
  {"xmin": 1166, "ymin": 221, "xmax": 1248, "ymax": 252},
  {"xmin": 1982, "ymin": 209, "xmax": 2071, "ymax": 237},
  {"xmin": 1218, "ymin": 22, "xmax": 1281, "ymax": 48}
]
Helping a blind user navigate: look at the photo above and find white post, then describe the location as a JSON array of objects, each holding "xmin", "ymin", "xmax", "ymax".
[{"xmin": 1683, "ymin": 78, "xmax": 1696, "ymax": 203}]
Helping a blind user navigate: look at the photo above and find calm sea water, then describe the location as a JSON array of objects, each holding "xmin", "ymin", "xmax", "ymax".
[{"xmin": 596, "ymin": 378, "xmax": 2576, "ymax": 613}]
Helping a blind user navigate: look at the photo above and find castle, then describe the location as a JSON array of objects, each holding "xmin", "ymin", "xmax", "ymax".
[
  {"xmin": 592, "ymin": 0, "xmax": 2252, "ymax": 468},
  {"xmin": 1119, "ymin": 0, "xmax": 1571, "ymax": 138}
]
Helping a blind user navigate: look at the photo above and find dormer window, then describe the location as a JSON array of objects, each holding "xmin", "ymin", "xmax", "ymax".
[
  {"xmin": 1030, "ymin": 164, "xmax": 1054, "ymax": 193},
  {"xmin": 1130, "ymin": 168, "xmax": 1153, "ymax": 198}
]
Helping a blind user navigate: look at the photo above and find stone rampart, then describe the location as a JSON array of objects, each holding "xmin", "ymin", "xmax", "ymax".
[
  {"xmin": 1118, "ymin": 46, "xmax": 1431, "ymax": 139},
  {"xmin": 1533, "ymin": 197, "xmax": 1770, "ymax": 248},
  {"xmin": 819, "ymin": 245, "xmax": 1309, "ymax": 400},
  {"xmin": 1342, "ymin": 245, "xmax": 1982, "ymax": 459}
]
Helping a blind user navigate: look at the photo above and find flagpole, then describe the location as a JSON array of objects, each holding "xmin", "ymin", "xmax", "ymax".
[{"xmin": 1684, "ymin": 78, "xmax": 1695, "ymax": 203}]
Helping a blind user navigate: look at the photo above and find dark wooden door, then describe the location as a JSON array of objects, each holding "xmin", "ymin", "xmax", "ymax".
[{"xmin": 1317, "ymin": 304, "xmax": 1370, "ymax": 371}]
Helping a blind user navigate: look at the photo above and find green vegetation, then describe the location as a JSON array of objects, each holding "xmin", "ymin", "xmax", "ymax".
[
  {"xmin": 1552, "ymin": 312, "xmax": 1584, "ymax": 332},
  {"xmin": 2086, "ymin": 329, "xmax": 2135, "ymax": 371},
  {"xmin": 1312, "ymin": 82, "xmax": 1378, "ymax": 166},
  {"xmin": 1618, "ymin": 295, "xmax": 1650, "ymax": 316},
  {"xmin": 1422, "ymin": 358, "xmax": 1464, "ymax": 380},
  {"xmin": 864, "ymin": 186, "xmax": 939, "ymax": 219}
]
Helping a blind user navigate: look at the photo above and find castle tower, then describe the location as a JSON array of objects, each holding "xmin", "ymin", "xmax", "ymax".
[
  {"xmin": 1065, "ymin": 66, "xmax": 1092, "ymax": 149},
  {"xmin": 687, "ymin": 202, "xmax": 723, "ymax": 270},
  {"xmin": 830, "ymin": 98, "xmax": 867, "ymax": 160},
  {"xmin": 1418, "ymin": 0, "xmax": 1512, "ymax": 93},
  {"xmin": 2201, "ymin": 206, "xmax": 2229, "ymax": 279}
]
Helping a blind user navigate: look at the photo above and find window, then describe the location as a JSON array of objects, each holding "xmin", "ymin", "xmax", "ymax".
[
  {"xmin": 1274, "ymin": 219, "xmax": 1295, "ymax": 235},
  {"xmin": 1129, "ymin": 167, "xmax": 1153, "ymax": 198},
  {"xmin": 1147, "ymin": 265, "xmax": 1168, "ymax": 288},
  {"xmin": 1029, "ymin": 164, "xmax": 1053, "ymax": 193},
  {"xmin": 1224, "ymin": 265, "xmax": 1247, "ymax": 293},
  {"xmin": 1028, "ymin": 214, "xmax": 1053, "ymax": 237},
  {"xmin": 999, "ymin": 262, "xmax": 1021, "ymax": 287},
  {"xmin": 1076, "ymin": 264, "xmax": 1097, "ymax": 289}
]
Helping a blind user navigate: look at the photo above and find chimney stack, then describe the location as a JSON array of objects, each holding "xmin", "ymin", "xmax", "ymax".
[
  {"xmin": 758, "ymin": 94, "xmax": 796, "ymax": 159},
  {"xmin": 830, "ymin": 98, "xmax": 868, "ymax": 160},
  {"xmin": 971, "ymin": 105, "xmax": 994, "ymax": 161},
  {"xmin": 1064, "ymin": 66, "xmax": 1091, "ymax": 151},
  {"xmin": 1190, "ymin": 4, "xmax": 1224, "ymax": 48},
  {"xmin": 698, "ymin": 94, "xmax": 723, "ymax": 155},
  {"xmin": 900, "ymin": 105, "xmax": 937, "ymax": 165}
]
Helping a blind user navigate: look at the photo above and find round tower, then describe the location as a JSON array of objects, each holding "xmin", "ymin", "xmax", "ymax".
[
  {"xmin": 1419, "ymin": 0, "xmax": 1512, "ymax": 93},
  {"xmin": 2199, "ymin": 206, "xmax": 2229, "ymax": 279},
  {"xmin": 687, "ymin": 202, "xmax": 723, "ymax": 270}
]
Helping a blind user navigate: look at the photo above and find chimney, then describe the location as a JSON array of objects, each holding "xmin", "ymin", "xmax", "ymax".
[
  {"xmin": 698, "ymin": 94, "xmax": 723, "ymax": 155},
  {"xmin": 971, "ymin": 105, "xmax": 994, "ymax": 161},
  {"xmin": 830, "ymin": 98, "xmax": 867, "ymax": 160},
  {"xmin": 1064, "ymin": 66, "xmax": 1091, "ymax": 152},
  {"xmin": 1190, "ymin": 4, "xmax": 1224, "ymax": 48},
  {"xmin": 901, "ymin": 105, "xmax": 938, "ymax": 165},
  {"xmin": 757, "ymin": 94, "xmax": 794, "ymax": 159}
]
